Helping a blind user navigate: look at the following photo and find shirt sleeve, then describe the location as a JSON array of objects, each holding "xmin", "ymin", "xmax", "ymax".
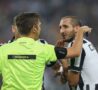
[
  {"xmin": 45, "ymin": 44, "xmax": 67, "ymax": 63},
  {"xmin": 45, "ymin": 44, "xmax": 57, "ymax": 63},
  {"xmin": 68, "ymin": 48, "xmax": 85, "ymax": 72}
]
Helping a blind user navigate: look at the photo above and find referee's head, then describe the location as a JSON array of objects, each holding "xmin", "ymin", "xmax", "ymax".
[{"xmin": 13, "ymin": 12, "xmax": 41, "ymax": 40}]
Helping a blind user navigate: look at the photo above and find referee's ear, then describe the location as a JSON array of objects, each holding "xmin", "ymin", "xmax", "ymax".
[
  {"xmin": 32, "ymin": 25, "xmax": 38, "ymax": 33},
  {"xmin": 12, "ymin": 25, "xmax": 17, "ymax": 34}
]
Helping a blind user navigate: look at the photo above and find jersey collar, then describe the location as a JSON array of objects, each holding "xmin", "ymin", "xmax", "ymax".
[{"xmin": 16, "ymin": 37, "xmax": 36, "ymax": 44}]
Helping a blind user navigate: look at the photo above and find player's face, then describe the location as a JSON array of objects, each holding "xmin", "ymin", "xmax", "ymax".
[{"xmin": 59, "ymin": 18, "xmax": 75, "ymax": 41}]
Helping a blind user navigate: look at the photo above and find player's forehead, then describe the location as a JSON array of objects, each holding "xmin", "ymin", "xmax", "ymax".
[{"xmin": 59, "ymin": 18, "xmax": 72, "ymax": 26}]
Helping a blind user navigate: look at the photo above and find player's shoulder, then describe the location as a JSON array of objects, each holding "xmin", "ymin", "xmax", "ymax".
[
  {"xmin": 0, "ymin": 43, "xmax": 10, "ymax": 47},
  {"xmin": 35, "ymin": 39, "xmax": 48, "ymax": 48},
  {"xmin": 0, "ymin": 41, "xmax": 13, "ymax": 49},
  {"xmin": 0, "ymin": 43, "xmax": 8, "ymax": 47},
  {"xmin": 83, "ymin": 38, "xmax": 93, "ymax": 47},
  {"xmin": 0, "ymin": 43, "xmax": 4, "ymax": 46},
  {"xmin": 0, "ymin": 38, "xmax": 14, "ymax": 47},
  {"xmin": 38, "ymin": 39, "xmax": 48, "ymax": 44},
  {"xmin": 83, "ymin": 38, "xmax": 91, "ymax": 44},
  {"xmin": 68, "ymin": 38, "xmax": 92, "ymax": 47},
  {"xmin": 36, "ymin": 39, "xmax": 55, "ymax": 51}
]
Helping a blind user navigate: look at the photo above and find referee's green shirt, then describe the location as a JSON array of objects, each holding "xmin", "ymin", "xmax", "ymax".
[{"xmin": 0, "ymin": 37, "xmax": 57, "ymax": 90}]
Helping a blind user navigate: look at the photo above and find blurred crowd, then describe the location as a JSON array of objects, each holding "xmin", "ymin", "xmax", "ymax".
[{"xmin": 0, "ymin": 0, "xmax": 98, "ymax": 48}]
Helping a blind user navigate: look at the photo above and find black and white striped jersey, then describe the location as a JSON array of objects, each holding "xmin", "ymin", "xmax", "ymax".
[{"xmin": 68, "ymin": 38, "xmax": 98, "ymax": 90}]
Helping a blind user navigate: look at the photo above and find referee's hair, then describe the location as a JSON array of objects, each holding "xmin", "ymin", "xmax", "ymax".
[
  {"xmin": 13, "ymin": 12, "xmax": 40, "ymax": 35},
  {"xmin": 61, "ymin": 16, "xmax": 82, "ymax": 27}
]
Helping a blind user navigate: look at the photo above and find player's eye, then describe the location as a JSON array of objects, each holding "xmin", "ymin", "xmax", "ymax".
[
  {"xmin": 63, "ymin": 25, "xmax": 68, "ymax": 28},
  {"xmin": 59, "ymin": 26, "xmax": 61, "ymax": 29}
]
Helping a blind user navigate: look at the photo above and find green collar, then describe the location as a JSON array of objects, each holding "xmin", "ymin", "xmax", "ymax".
[{"xmin": 16, "ymin": 37, "xmax": 36, "ymax": 44}]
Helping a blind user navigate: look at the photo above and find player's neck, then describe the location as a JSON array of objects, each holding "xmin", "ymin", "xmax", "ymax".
[
  {"xmin": 20, "ymin": 34, "xmax": 37, "ymax": 40},
  {"xmin": 65, "ymin": 37, "xmax": 74, "ymax": 43}
]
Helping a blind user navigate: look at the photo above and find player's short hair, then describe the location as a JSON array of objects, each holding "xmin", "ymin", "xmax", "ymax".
[
  {"xmin": 61, "ymin": 16, "xmax": 82, "ymax": 27},
  {"xmin": 13, "ymin": 12, "xmax": 40, "ymax": 35}
]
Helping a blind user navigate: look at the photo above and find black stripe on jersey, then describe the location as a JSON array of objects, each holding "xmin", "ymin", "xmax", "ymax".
[
  {"xmin": 68, "ymin": 66, "xmax": 81, "ymax": 72},
  {"xmin": 79, "ymin": 75, "xmax": 84, "ymax": 90},
  {"xmin": 69, "ymin": 85, "xmax": 77, "ymax": 90},
  {"xmin": 70, "ymin": 49, "xmax": 85, "ymax": 90},
  {"xmin": 68, "ymin": 58, "xmax": 76, "ymax": 70},
  {"xmin": 8, "ymin": 55, "xmax": 36, "ymax": 59},
  {"xmin": 95, "ymin": 84, "xmax": 98, "ymax": 90},
  {"xmin": 86, "ymin": 84, "xmax": 90, "ymax": 90},
  {"xmin": 69, "ymin": 86, "xmax": 73, "ymax": 90},
  {"xmin": 83, "ymin": 40, "xmax": 87, "ymax": 44},
  {"xmin": 69, "ymin": 48, "xmax": 86, "ymax": 72},
  {"xmin": 55, "ymin": 47, "xmax": 67, "ymax": 59},
  {"xmin": 70, "ymin": 58, "xmax": 75, "ymax": 66},
  {"xmin": 69, "ymin": 43, "xmax": 78, "ymax": 72},
  {"xmin": 79, "ymin": 48, "xmax": 85, "ymax": 71}
]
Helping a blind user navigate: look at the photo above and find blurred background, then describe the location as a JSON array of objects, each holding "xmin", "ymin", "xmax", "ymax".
[
  {"xmin": 0, "ymin": 0, "xmax": 98, "ymax": 48},
  {"xmin": 0, "ymin": 0, "xmax": 98, "ymax": 90}
]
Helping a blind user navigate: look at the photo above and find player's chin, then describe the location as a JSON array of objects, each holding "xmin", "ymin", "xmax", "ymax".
[{"xmin": 65, "ymin": 37, "xmax": 70, "ymax": 41}]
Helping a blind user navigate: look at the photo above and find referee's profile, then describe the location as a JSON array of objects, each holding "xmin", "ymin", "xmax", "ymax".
[{"xmin": 0, "ymin": 12, "xmax": 91, "ymax": 90}]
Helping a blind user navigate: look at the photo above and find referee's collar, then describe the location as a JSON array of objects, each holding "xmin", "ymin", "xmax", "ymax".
[{"xmin": 16, "ymin": 37, "xmax": 36, "ymax": 43}]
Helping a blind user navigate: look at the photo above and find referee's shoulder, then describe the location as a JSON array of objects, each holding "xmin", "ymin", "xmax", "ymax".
[
  {"xmin": 36, "ymin": 40, "xmax": 54, "ymax": 49},
  {"xmin": 0, "ymin": 42, "xmax": 13, "ymax": 49}
]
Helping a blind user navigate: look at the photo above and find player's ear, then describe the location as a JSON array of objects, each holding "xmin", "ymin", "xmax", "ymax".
[{"xmin": 74, "ymin": 26, "xmax": 80, "ymax": 33}]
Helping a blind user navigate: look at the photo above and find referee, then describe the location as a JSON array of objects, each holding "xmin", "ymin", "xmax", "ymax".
[{"xmin": 0, "ymin": 13, "xmax": 90, "ymax": 90}]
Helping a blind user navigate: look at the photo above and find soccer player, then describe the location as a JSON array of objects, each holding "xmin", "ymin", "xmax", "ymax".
[
  {"xmin": 0, "ymin": 13, "xmax": 90, "ymax": 90},
  {"xmin": 58, "ymin": 16, "xmax": 98, "ymax": 90}
]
